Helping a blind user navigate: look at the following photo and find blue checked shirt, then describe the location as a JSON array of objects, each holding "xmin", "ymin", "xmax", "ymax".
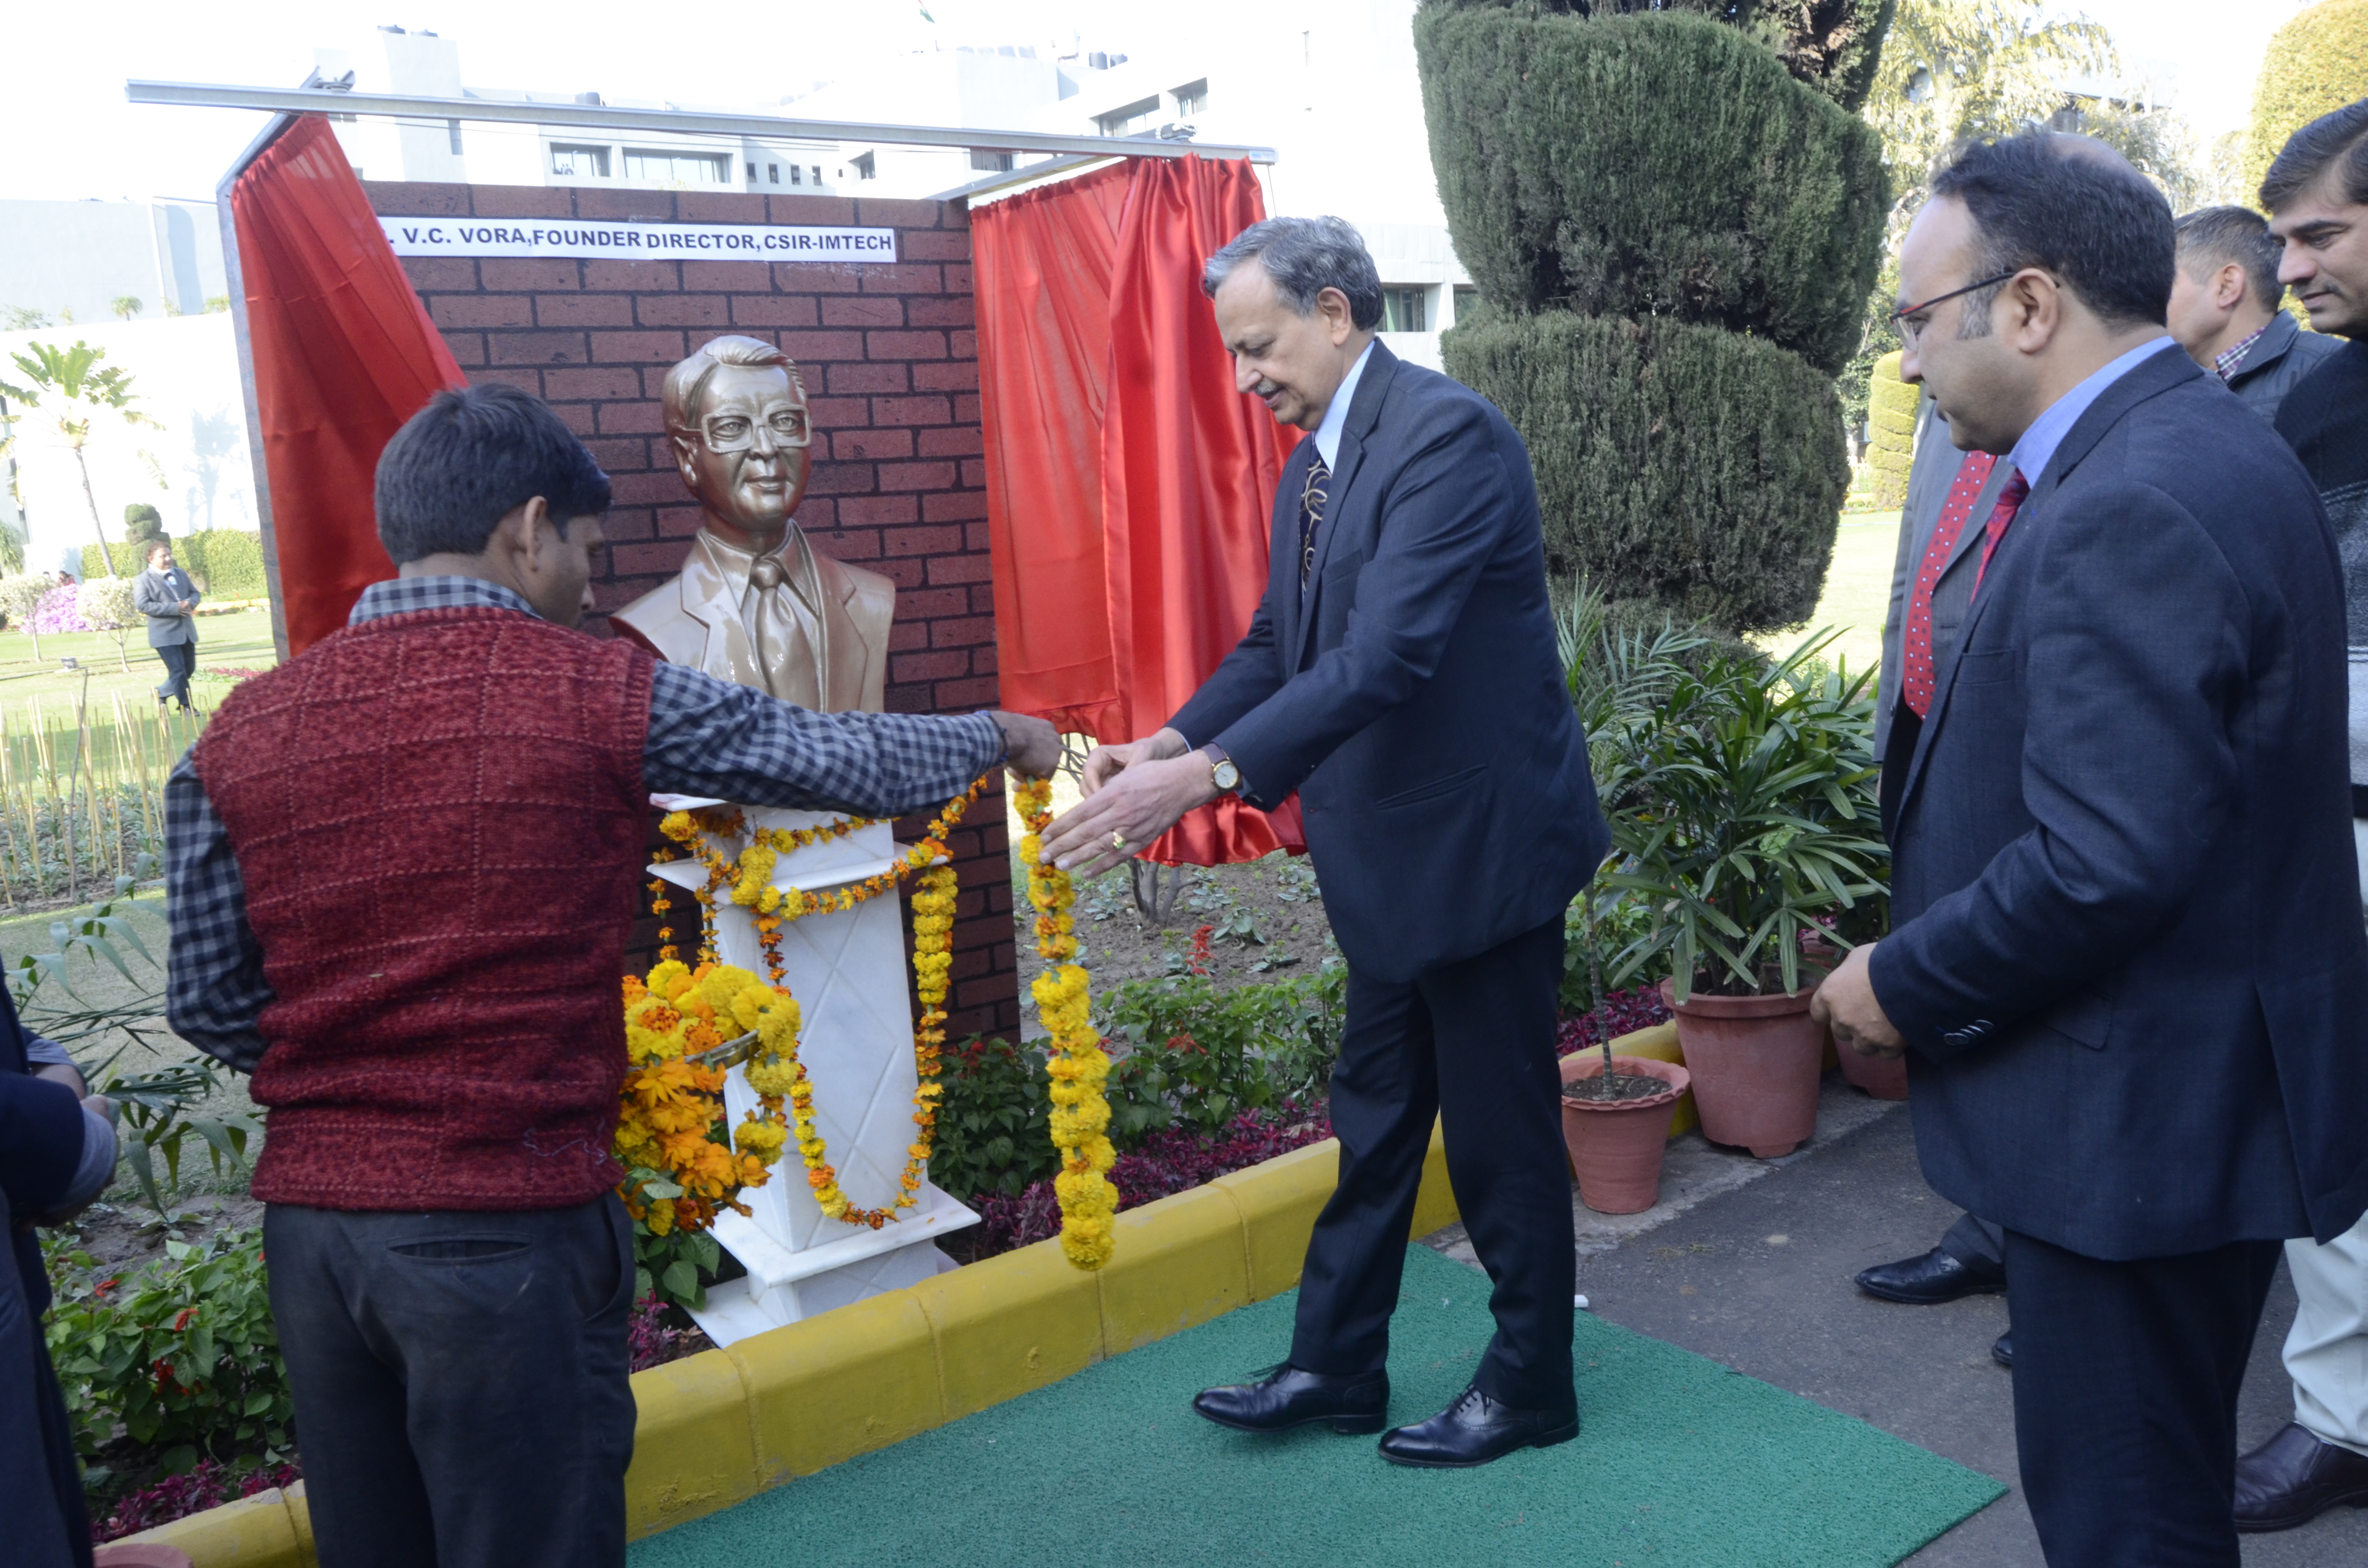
[{"xmin": 165, "ymin": 576, "xmax": 1007, "ymax": 1073}]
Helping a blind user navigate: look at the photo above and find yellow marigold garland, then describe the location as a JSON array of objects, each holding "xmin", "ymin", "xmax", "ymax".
[
  {"xmin": 1014, "ymin": 776, "xmax": 1118, "ymax": 1270},
  {"xmin": 634, "ymin": 776, "xmax": 987, "ymax": 1231},
  {"xmin": 615, "ymin": 961, "xmax": 793, "ymax": 1239}
]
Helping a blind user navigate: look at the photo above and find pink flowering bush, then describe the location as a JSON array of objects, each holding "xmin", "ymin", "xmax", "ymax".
[{"xmin": 29, "ymin": 583, "xmax": 90, "ymax": 634}]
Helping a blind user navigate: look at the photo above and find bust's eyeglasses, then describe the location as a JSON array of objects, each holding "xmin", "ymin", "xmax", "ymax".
[
  {"xmin": 1888, "ymin": 271, "xmax": 2020, "ymax": 347},
  {"xmin": 701, "ymin": 409, "xmax": 811, "ymax": 453}
]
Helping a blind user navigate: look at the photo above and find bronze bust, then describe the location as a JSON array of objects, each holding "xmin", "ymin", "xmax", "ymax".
[{"xmin": 611, "ymin": 335, "xmax": 893, "ymax": 711}]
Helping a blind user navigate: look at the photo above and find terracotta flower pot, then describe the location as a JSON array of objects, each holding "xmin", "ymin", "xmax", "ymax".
[
  {"xmin": 1659, "ymin": 978, "xmax": 1824, "ymax": 1158},
  {"xmin": 1558, "ymin": 1054, "xmax": 1690, "ymax": 1214},
  {"xmin": 1832, "ymin": 1033, "xmax": 1910, "ymax": 1100}
]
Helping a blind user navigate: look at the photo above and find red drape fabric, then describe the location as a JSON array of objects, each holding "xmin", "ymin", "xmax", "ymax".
[
  {"xmin": 974, "ymin": 154, "xmax": 1303, "ymax": 864},
  {"xmin": 1102, "ymin": 157, "xmax": 1304, "ymax": 865},
  {"xmin": 230, "ymin": 115, "xmax": 465, "ymax": 654},
  {"xmin": 971, "ymin": 162, "xmax": 1133, "ymax": 741}
]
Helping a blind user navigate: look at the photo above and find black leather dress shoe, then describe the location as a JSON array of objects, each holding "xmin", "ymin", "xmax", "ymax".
[
  {"xmin": 1377, "ymin": 1383, "xmax": 1579, "ymax": 1469},
  {"xmin": 1991, "ymin": 1331, "xmax": 2012, "ymax": 1368},
  {"xmin": 1854, "ymin": 1246, "xmax": 2006, "ymax": 1305},
  {"xmin": 2235, "ymin": 1422, "xmax": 2368, "ymax": 1532},
  {"xmin": 1193, "ymin": 1364, "xmax": 1389, "ymax": 1435}
]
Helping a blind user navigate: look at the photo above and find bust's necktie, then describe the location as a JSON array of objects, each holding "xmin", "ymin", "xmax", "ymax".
[
  {"xmin": 1899, "ymin": 451, "xmax": 1996, "ymax": 720},
  {"xmin": 1298, "ymin": 454, "xmax": 1331, "ymax": 594}
]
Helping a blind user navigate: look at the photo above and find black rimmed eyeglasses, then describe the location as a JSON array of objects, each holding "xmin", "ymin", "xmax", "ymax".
[{"xmin": 1888, "ymin": 271, "xmax": 2021, "ymax": 346}]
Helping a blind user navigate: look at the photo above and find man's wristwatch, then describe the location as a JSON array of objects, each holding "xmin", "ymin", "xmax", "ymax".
[{"xmin": 1203, "ymin": 744, "xmax": 1242, "ymax": 795}]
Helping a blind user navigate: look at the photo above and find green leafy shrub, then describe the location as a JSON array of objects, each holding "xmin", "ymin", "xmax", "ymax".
[
  {"xmin": 1097, "ymin": 968, "xmax": 1347, "ymax": 1145},
  {"xmin": 84, "ymin": 529, "xmax": 269, "ymax": 598},
  {"xmin": 1446, "ymin": 310, "xmax": 1849, "ymax": 631},
  {"xmin": 1415, "ymin": 3, "xmax": 1888, "ymax": 372},
  {"xmin": 1866, "ymin": 348, "xmax": 1916, "ymax": 510},
  {"xmin": 44, "ymin": 1228, "xmax": 295, "ymax": 1475},
  {"xmin": 1747, "ymin": 0, "xmax": 1896, "ymax": 112},
  {"xmin": 932, "ymin": 1036, "xmax": 1060, "ymax": 1200},
  {"xmin": 1594, "ymin": 633, "xmax": 1888, "ymax": 998}
]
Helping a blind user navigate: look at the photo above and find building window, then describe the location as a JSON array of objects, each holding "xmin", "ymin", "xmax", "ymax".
[
  {"xmin": 550, "ymin": 143, "xmax": 611, "ymax": 178},
  {"xmin": 851, "ymin": 152, "xmax": 876, "ymax": 181},
  {"xmin": 812, "ymin": 165, "xmax": 823, "ymax": 184},
  {"xmin": 789, "ymin": 165, "xmax": 803, "ymax": 185},
  {"xmin": 970, "ymin": 150, "xmax": 1014, "ymax": 172},
  {"xmin": 746, "ymin": 160, "xmax": 757, "ymax": 181},
  {"xmin": 1172, "ymin": 79, "xmax": 1209, "ymax": 117},
  {"xmin": 623, "ymin": 148, "xmax": 730, "ymax": 184},
  {"xmin": 1381, "ymin": 286, "xmax": 1429, "ymax": 333},
  {"xmin": 447, "ymin": 119, "xmax": 463, "ymax": 156},
  {"xmin": 1452, "ymin": 285, "xmax": 1480, "ymax": 321},
  {"xmin": 1096, "ymin": 96, "xmax": 1160, "ymax": 136},
  {"xmin": 768, "ymin": 163, "xmax": 780, "ymax": 184}
]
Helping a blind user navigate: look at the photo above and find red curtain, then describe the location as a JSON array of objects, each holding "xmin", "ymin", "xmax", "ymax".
[
  {"xmin": 230, "ymin": 115, "xmax": 464, "ymax": 654},
  {"xmin": 974, "ymin": 155, "xmax": 1303, "ymax": 864}
]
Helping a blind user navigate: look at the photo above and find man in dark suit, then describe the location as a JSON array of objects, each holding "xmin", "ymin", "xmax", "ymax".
[
  {"xmin": 1811, "ymin": 133, "xmax": 2368, "ymax": 1567},
  {"xmin": 1040, "ymin": 216, "xmax": 1607, "ymax": 1469}
]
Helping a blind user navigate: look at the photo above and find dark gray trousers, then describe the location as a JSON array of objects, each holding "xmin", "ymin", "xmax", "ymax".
[
  {"xmin": 1938, "ymin": 1210, "xmax": 2008, "ymax": 1270},
  {"xmin": 264, "ymin": 1196, "xmax": 638, "ymax": 1568},
  {"xmin": 152, "ymin": 640, "xmax": 195, "ymax": 710}
]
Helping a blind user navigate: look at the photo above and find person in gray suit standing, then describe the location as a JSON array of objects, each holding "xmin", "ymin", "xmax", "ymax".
[
  {"xmin": 133, "ymin": 541, "xmax": 200, "ymax": 711},
  {"xmin": 1854, "ymin": 387, "xmax": 2019, "ymax": 1358}
]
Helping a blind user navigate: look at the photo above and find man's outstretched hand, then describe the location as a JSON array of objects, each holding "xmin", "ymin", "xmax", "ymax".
[
  {"xmin": 1040, "ymin": 728, "xmax": 1215, "ymax": 879},
  {"xmin": 1808, "ymin": 941, "xmax": 1907, "ymax": 1060},
  {"xmin": 989, "ymin": 711, "xmax": 1063, "ymax": 779}
]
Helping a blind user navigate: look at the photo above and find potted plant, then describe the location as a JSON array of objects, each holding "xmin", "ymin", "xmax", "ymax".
[
  {"xmin": 1589, "ymin": 632, "xmax": 1888, "ymax": 1158},
  {"xmin": 1557, "ymin": 904, "xmax": 1690, "ymax": 1212}
]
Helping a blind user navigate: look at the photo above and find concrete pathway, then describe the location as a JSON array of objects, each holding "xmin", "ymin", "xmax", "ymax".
[{"xmin": 1423, "ymin": 1078, "xmax": 2368, "ymax": 1565}]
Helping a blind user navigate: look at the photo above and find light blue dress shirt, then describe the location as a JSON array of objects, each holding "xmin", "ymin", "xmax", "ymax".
[
  {"xmin": 2004, "ymin": 334, "xmax": 2178, "ymax": 491},
  {"xmin": 1311, "ymin": 340, "xmax": 1377, "ymax": 471}
]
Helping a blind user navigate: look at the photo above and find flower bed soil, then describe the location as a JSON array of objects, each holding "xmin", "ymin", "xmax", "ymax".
[{"xmin": 1016, "ymin": 851, "xmax": 1338, "ymax": 1007}]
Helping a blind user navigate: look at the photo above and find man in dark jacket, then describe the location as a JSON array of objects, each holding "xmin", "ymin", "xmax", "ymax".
[
  {"xmin": 132, "ymin": 541, "xmax": 201, "ymax": 712},
  {"xmin": 1041, "ymin": 216, "xmax": 1607, "ymax": 1470},
  {"xmin": 2165, "ymin": 205, "xmax": 2342, "ymax": 419},
  {"xmin": 4, "ymin": 988, "xmax": 113, "ymax": 1568},
  {"xmin": 2233, "ymin": 96, "xmax": 2368, "ymax": 1537},
  {"xmin": 1812, "ymin": 133, "xmax": 2368, "ymax": 1567}
]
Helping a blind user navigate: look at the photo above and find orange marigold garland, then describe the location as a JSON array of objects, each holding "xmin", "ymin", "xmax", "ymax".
[
  {"xmin": 615, "ymin": 961, "xmax": 792, "ymax": 1251},
  {"xmin": 634, "ymin": 775, "xmax": 988, "ymax": 1231},
  {"xmin": 1014, "ymin": 776, "xmax": 1118, "ymax": 1270}
]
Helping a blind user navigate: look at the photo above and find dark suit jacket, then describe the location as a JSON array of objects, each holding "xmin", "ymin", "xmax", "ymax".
[
  {"xmin": 1169, "ymin": 340, "xmax": 1607, "ymax": 983},
  {"xmin": 1875, "ymin": 392, "xmax": 2019, "ymax": 758},
  {"xmin": 1869, "ymin": 345, "xmax": 2368, "ymax": 1259},
  {"xmin": 2228, "ymin": 309, "xmax": 2346, "ymax": 426}
]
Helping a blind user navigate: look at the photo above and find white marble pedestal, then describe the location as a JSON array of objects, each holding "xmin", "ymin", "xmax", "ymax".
[{"xmin": 650, "ymin": 806, "xmax": 979, "ymax": 1346}]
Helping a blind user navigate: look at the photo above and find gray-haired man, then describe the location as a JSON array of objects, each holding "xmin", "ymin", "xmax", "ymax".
[{"xmin": 1040, "ymin": 216, "xmax": 1609, "ymax": 1468}]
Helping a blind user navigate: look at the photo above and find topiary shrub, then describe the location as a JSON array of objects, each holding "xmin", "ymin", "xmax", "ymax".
[
  {"xmin": 1865, "ymin": 349, "xmax": 1915, "ymax": 511},
  {"xmin": 1416, "ymin": 4, "xmax": 1888, "ymax": 373},
  {"xmin": 1447, "ymin": 310, "xmax": 1847, "ymax": 632},
  {"xmin": 122, "ymin": 503, "xmax": 166, "ymax": 545},
  {"xmin": 1748, "ymin": 0, "xmax": 1896, "ymax": 113},
  {"xmin": 2245, "ymin": 0, "xmax": 2368, "ymax": 199}
]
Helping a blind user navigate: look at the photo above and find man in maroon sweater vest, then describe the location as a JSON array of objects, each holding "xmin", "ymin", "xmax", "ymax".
[{"xmin": 163, "ymin": 383, "xmax": 1057, "ymax": 1568}]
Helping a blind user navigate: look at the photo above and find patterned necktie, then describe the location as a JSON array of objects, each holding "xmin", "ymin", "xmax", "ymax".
[
  {"xmin": 1969, "ymin": 468, "xmax": 2030, "ymax": 600},
  {"xmin": 1298, "ymin": 453, "xmax": 1331, "ymax": 593},
  {"xmin": 1899, "ymin": 451, "xmax": 1998, "ymax": 719}
]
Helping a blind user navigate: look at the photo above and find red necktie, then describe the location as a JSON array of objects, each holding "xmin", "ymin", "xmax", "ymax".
[
  {"xmin": 1900, "ymin": 452, "xmax": 1997, "ymax": 719},
  {"xmin": 1969, "ymin": 469, "xmax": 2030, "ymax": 600}
]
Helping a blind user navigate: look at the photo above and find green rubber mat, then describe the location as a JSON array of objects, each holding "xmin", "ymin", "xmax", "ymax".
[{"xmin": 630, "ymin": 1245, "xmax": 2003, "ymax": 1568}]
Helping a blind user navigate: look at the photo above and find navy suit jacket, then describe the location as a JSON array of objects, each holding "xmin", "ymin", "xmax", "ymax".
[
  {"xmin": 1169, "ymin": 340, "xmax": 1607, "ymax": 982},
  {"xmin": 1870, "ymin": 345, "xmax": 2368, "ymax": 1258}
]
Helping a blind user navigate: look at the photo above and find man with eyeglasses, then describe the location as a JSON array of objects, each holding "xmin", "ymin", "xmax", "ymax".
[
  {"xmin": 1810, "ymin": 132, "xmax": 2368, "ymax": 1566},
  {"xmin": 612, "ymin": 334, "xmax": 895, "ymax": 712}
]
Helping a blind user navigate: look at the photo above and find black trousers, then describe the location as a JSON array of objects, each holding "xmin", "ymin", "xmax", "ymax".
[
  {"xmin": 2005, "ymin": 1228, "xmax": 2282, "ymax": 1568},
  {"xmin": 152, "ymin": 641, "xmax": 195, "ymax": 710},
  {"xmin": 264, "ymin": 1196, "xmax": 639, "ymax": 1568},
  {"xmin": 1939, "ymin": 1210, "xmax": 2007, "ymax": 1270},
  {"xmin": 1290, "ymin": 915, "xmax": 1575, "ymax": 1410}
]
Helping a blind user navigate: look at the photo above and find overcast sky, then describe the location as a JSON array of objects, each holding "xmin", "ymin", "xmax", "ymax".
[{"xmin": 0, "ymin": 0, "xmax": 2327, "ymax": 205}]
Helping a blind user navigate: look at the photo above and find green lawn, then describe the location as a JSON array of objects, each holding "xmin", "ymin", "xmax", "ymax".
[
  {"xmin": 0, "ymin": 607, "xmax": 279, "ymax": 719},
  {"xmin": 1755, "ymin": 509, "xmax": 1899, "ymax": 678}
]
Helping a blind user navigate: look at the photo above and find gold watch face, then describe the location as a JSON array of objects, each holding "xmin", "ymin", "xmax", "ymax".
[{"xmin": 1213, "ymin": 759, "xmax": 1241, "ymax": 792}]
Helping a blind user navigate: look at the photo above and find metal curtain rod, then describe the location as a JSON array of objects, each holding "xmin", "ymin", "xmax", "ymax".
[{"xmin": 124, "ymin": 81, "xmax": 1279, "ymax": 166}]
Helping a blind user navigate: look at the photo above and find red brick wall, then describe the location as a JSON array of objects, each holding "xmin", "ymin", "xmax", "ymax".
[{"xmin": 364, "ymin": 181, "xmax": 1018, "ymax": 1039}]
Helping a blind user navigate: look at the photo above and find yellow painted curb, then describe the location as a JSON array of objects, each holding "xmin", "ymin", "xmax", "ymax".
[{"xmin": 128, "ymin": 1097, "xmax": 1508, "ymax": 1562}]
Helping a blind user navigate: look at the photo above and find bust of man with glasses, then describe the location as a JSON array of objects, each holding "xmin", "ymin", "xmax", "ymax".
[{"xmin": 611, "ymin": 334, "xmax": 893, "ymax": 711}]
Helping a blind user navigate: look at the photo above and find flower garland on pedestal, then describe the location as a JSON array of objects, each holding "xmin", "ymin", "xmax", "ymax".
[
  {"xmin": 1014, "ymin": 777, "xmax": 1119, "ymax": 1270},
  {"xmin": 636, "ymin": 777, "xmax": 985, "ymax": 1234}
]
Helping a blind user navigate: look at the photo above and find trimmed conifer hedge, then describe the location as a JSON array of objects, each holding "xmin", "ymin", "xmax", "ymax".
[
  {"xmin": 1445, "ymin": 311, "xmax": 1847, "ymax": 631},
  {"xmin": 2244, "ymin": 0, "xmax": 2368, "ymax": 199},
  {"xmin": 1866, "ymin": 350, "xmax": 1915, "ymax": 511},
  {"xmin": 1415, "ymin": 4, "xmax": 1887, "ymax": 373},
  {"xmin": 82, "ymin": 530, "xmax": 270, "ymax": 599}
]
